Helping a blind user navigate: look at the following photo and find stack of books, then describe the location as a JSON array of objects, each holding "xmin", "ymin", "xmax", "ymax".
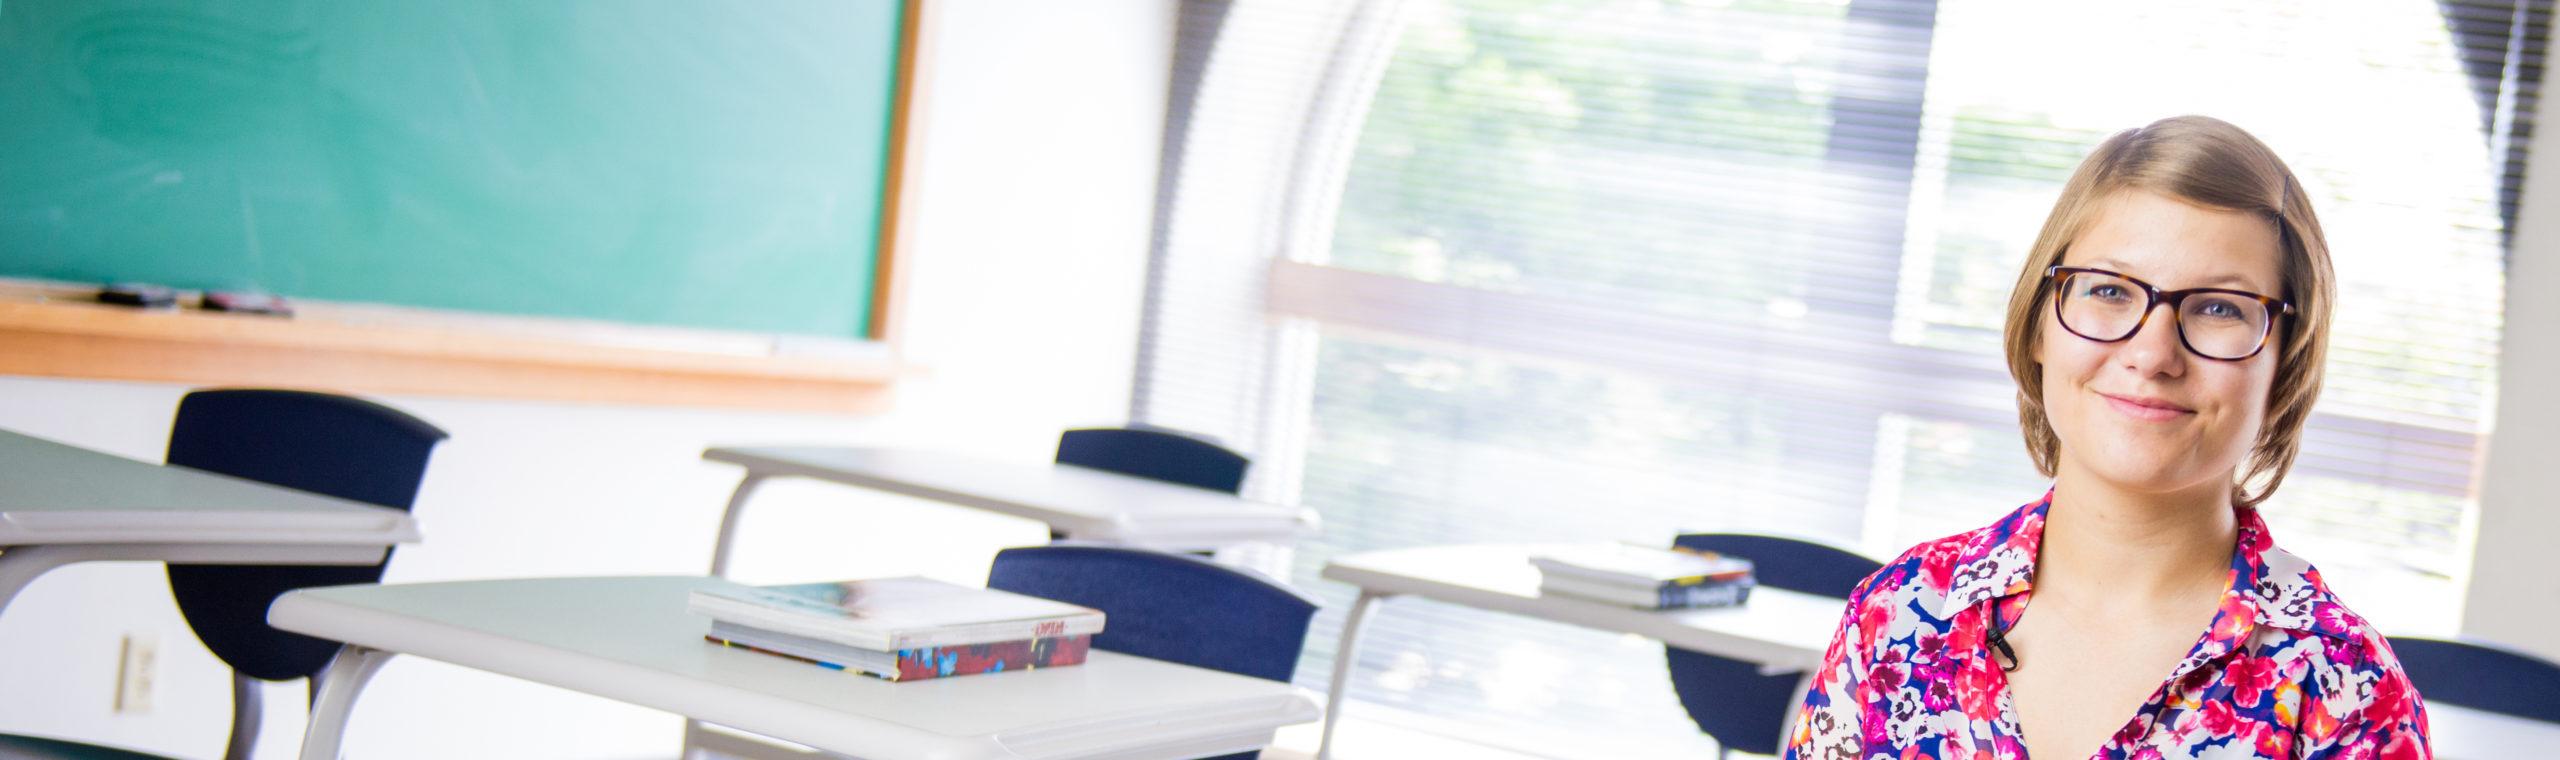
[
  {"xmin": 1530, "ymin": 543, "xmax": 1756, "ymax": 609},
  {"xmin": 687, "ymin": 576, "xmax": 1105, "ymax": 682}
]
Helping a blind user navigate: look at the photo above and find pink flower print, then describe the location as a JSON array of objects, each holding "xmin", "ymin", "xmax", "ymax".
[
  {"xmin": 2110, "ymin": 716, "xmax": 2151, "ymax": 746},
  {"xmin": 1859, "ymin": 596, "xmax": 1893, "ymax": 642},
  {"xmin": 2248, "ymin": 720, "xmax": 2291, "ymax": 757},
  {"xmin": 1870, "ymin": 648, "xmax": 1910, "ymax": 691},
  {"xmin": 2201, "ymin": 699, "xmax": 2242, "ymax": 736},
  {"xmin": 1922, "ymin": 676, "xmax": 1958, "ymax": 712},
  {"xmin": 2366, "ymin": 667, "xmax": 2413, "ymax": 721},
  {"xmin": 2226, "ymin": 655, "xmax": 2281, "ymax": 708},
  {"xmin": 1922, "ymin": 544, "xmax": 1958, "ymax": 589},
  {"xmin": 2209, "ymin": 595, "xmax": 2257, "ymax": 643},
  {"xmin": 1946, "ymin": 616, "xmax": 1985, "ymax": 654},
  {"xmin": 2238, "ymin": 519, "xmax": 2273, "ymax": 553},
  {"xmin": 2378, "ymin": 731, "xmax": 2426, "ymax": 760}
]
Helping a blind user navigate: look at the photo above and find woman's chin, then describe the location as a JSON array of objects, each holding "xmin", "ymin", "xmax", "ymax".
[{"xmin": 2069, "ymin": 452, "xmax": 2221, "ymax": 496}]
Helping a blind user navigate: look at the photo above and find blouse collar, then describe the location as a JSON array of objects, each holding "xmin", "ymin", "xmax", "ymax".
[{"xmin": 1932, "ymin": 489, "xmax": 2361, "ymax": 649}]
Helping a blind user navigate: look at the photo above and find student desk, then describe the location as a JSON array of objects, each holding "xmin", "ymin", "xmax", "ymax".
[
  {"xmin": 0, "ymin": 429, "xmax": 420, "ymax": 619},
  {"xmin": 1316, "ymin": 543, "xmax": 1839, "ymax": 758},
  {"xmin": 1317, "ymin": 543, "xmax": 2554, "ymax": 759},
  {"xmin": 2430, "ymin": 703, "xmax": 2560, "ymax": 757},
  {"xmin": 273, "ymin": 575, "xmax": 1323, "ymax": 760},
  {"xmin": 701, "ymin": 446, "xmax": 1319, "ymax": 575}
]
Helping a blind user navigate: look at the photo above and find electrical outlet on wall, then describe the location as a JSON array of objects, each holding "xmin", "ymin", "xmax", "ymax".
[{"xmin": 114, "ymin": 633, "xmax": 156, "ymax": 714}]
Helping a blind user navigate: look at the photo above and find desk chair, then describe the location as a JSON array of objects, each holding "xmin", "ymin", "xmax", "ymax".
[
  {"xmin": 1056, "ymin": 426, "xmax": 1249, "ymax": 494},
  {"xmin": 1663, "ymin": 534, "xmax": 1879, "ymax": 760},
  {"xmin": 2387, "ymin": 636, "xmax": 2560, "ymax": 723},
  {"xmin": 989, "ymin": 544, "xmax": 1317, "ymax": 760},
  {"xmin": 1053, "ymin": 427, "xmax": 1252, "ymax": 547},
  {"xmin": 0, "ymin": 390, "xmax": 446, "ymax": 760}
]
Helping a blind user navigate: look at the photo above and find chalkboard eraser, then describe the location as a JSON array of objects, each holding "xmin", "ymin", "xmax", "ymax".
[
  {"xmin": 203, "ymin": 291, "xmax": 293, "ymax": 316},
  {"xmin": 97, "ymin": 282, "xmax": 178, "ymax": 308}
]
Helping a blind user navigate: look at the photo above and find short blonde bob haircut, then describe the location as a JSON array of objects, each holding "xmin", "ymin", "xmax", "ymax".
[{"xmin": 2001, "ymin": 115, "xmax": 2334, "ymax": 509}]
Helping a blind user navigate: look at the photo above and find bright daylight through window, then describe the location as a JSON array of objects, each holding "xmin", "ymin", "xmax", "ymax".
[{"xmin": 1133, "ymin": 0, "xmax": 2534, "ymax": 756}]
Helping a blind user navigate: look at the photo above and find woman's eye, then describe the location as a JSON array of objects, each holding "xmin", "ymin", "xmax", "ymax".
[
  {"xmin": 2196, "ymin": 300, "xmax": 2247, "ymax": 321},
  {"xmin": 2084, "ymin": 284, "xmax": 2131, "ymax": 302}
]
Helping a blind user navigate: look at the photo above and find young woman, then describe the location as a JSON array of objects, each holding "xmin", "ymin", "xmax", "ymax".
[{"xmin": 1784, "ymin": 116, "xmax": 2428, "ymax": 759}]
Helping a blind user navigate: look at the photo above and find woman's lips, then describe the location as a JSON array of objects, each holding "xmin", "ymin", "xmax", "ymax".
[{"xmin": 2102, "ymin": 392, "xmax": 2193, "ymax": 422}]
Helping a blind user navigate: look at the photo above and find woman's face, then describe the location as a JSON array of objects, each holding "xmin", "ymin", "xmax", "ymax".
[{"xmin": 2037, "ymin": 188, "xmax": 2285, "ymax": 500}]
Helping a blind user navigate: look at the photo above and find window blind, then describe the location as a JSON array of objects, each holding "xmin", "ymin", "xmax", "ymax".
[{"xmin": 1133, "ymin": 0, "xmax": 2546, "ymax": 756}]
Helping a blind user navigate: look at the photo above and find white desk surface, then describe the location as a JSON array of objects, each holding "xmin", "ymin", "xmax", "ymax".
[
  {"xmin": 2431, "ymin": 703, "xmax": 2560, "ymax": 759},
  {"xmin": 0, "ymin": 429, "xmax": 418, "ymax": 547},
  {"xmin": 1322, "ymin": 543, "xmax": 1842, "ymax": 672},
  {"xmin": 272, "ymin": 575, "xmax": 1321, "ymax": 760},
  {"xmin": 703, "ymin": 446, "xmax": 1318, "ymax": 548},
  {"xmin": 1319, "ymin": 543, "xmax": 2553, "ymax": 757}
]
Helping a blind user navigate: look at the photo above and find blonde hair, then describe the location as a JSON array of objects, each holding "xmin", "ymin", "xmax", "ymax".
[{"xmin": 2000, "ymin": 115, "xmax": 2334, "ymax": 509}]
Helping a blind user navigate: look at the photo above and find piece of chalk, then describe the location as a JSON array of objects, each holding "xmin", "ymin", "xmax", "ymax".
[{"xmin": 202, "ymin": 291, "xmax": 293, "ymax": 316}]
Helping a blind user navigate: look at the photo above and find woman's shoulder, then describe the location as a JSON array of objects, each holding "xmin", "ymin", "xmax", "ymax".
[
  {"xmin": 1843, "ymin": 496, "xmax": 2053, "ymax": 621},
  {"xmin": 2249, "ymin": 541, "xmax": 2402, "ymax": 665}
]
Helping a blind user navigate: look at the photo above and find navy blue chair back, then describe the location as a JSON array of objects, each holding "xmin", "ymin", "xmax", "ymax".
[
  {"xmin": 988, "ymin": 545, "xmax": 1316, "ymax": 760},
  {"xmin": 164, "ymin": 389, "xmax": 447, "ymax": 682},
  {"xmin": 2387, "ymin": 636, "xmax": 2560, "ymax": 722},
  {"xmin": 1056, "ymin": 426, "xmax": 1248, "ymax": 494},
  {"xmin": 989, "ymin": 544, "xmax": 1315, "ymax": 681},
  {"xmin": 1665, "ymin": 533, "xmax": 1879, "ymax": 758}
]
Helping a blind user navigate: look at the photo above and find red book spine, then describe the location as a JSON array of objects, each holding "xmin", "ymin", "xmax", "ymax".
[{"xmin": 895, "ymin": 635, "xmax": 1093, "ymax": 681}]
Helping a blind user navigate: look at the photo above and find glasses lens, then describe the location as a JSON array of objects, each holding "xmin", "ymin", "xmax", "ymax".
[
  {"xmin": 2179, "ymin": 292, "xmax": 2273, "ymax": 359},
  {"xmin": 2056, "ymin": 271, "xmax": 2145, "ymax": 340}
]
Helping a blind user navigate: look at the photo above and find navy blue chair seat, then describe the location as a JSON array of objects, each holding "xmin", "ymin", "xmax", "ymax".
[
  {"xmin": 2386, "ymin": 636, "xmax": 2560, "ymax": 723},
  {"xmin": 988, "ymin": 543, "xmax": 1317, "ymax": 759},
  {"xmin": 0, "ymin": 390, "xmax": 445, "ymax": 760},
  {"xmin": 1664, "ymin": 533, "xmax": 1880, "ymax": 759}
]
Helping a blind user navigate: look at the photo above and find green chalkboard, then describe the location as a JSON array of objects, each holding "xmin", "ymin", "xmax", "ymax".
[{"xmin": 0, "ymin": 0, "xmax": 903, "ymax": 339}]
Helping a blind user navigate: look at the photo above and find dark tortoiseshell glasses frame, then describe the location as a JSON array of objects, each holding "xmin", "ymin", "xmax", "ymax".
[{"xmin": 2045, "ymin": 266, "xmax": 2296, "ymax": 361}]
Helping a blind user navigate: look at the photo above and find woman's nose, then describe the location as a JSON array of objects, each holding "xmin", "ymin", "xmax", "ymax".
[{"xmin": 2117, "ymin": 302, "xmax": 2189, "ymax": 376}]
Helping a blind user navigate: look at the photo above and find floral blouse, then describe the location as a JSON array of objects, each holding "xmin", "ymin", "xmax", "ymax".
[{"xmin": 1785, "ymin": 491, "xmax": 2430, "ymax": 759}]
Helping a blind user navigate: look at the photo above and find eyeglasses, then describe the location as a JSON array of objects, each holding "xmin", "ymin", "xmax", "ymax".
[{"xmin": 2045, "ymin": 266, "xmax": 2294, "ymax": 361}]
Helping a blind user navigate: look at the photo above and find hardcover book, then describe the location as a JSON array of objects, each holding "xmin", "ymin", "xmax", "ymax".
[
  {"xmin": 705, "ymin": 620, "xmax": 1094, "ymax": 682},
  {"xmin": 1538, "ymin": 573, "xmax": 1755, "ymax": 609},
  {"xmin": 1530, "ymin": 544, "xmax": 1756, "ymax": 589},
  {"xmin": 688, "ymin": 576, "xmax": 1105, "ymax": 651}
]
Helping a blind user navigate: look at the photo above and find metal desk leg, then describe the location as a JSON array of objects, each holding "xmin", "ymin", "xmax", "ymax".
[
  {"xmin": 0, "ymin": 545, "xmax": 83, "ymax": 620},
  {"xmin": 299, "ymin": 645, "xmax": 396, "ymax": 760},
  {"xmin": 691, "ymin": 473, "xmax": 772, "ymax": 759},
  {"xmin": 1317, "ymin": 590, "xmax": 1386, "ymax": 760},
  {"xmin": 707, "ymin": 474, "xmax": 769, "ymax": 579}
]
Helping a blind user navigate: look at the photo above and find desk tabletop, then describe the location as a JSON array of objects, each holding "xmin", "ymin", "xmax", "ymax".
[
  {"xmin": 1323, "ymin": 543, "xmax": 2555, "ymax": 756},
  {"xmin": 1322, "ymin": 543, "xmax": 1842, "ymax": 672},
  {"xmin": 2430, "ymin": 702, "xmax": 2560, "ymax": 759},
  {"xmin": 0, "ymin": 429, "xmax": 418, "ymax": 547},
  {"xmin": 703, "ymin": 446, "xmax": 1318, "ymax": 547},
  {"xmin": 272, "ymin": 575, "xmax": 1321, "ymax": 760}
]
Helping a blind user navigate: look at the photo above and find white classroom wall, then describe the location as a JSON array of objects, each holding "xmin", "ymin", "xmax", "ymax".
[
  {"xmin": 0, "ymin": 1, "xmax": 1179, "ymax": 757},
  {"xmin": 2461, "ymin": 124, "xmax": 2560, "ymax": 661}
]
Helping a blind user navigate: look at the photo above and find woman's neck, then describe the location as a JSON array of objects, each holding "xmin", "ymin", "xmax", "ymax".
[{"xmin": 2039, "ymin": 469, "xmax": 2239, "ymax": 611}]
